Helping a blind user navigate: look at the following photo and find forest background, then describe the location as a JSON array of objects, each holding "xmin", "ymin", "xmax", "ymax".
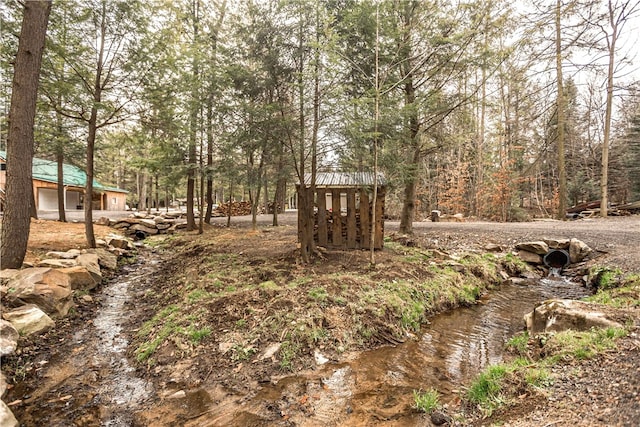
[{"xmin": 1, "ymin": 0, "xmax": 639, "ymax": 231}]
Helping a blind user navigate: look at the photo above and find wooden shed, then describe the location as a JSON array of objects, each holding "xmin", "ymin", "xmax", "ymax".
[{"xmin": 297, "ymin": 172, "xmax": 387, "ymax": 249}]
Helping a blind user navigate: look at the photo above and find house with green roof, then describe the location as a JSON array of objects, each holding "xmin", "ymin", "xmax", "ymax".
[{"xmin": 0, "ymin": 151, "xmax": 127, "ymax": 211}]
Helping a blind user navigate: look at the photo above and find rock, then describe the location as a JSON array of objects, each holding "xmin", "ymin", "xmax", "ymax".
[
  {"xmin": 140, "ymin": 219, "xmax": 158, "ymax": 228},
  {"xmin": 524, "ymin": 299, "xmax": 624, "ymax": 334},
  {"xmin": 0, "ymin": 400, "xmax": 19, "ymax": 427},
  {"xmin": 4, "ymin": 268, "xmax": 73, "ymax": 317},
  {"xmin": 80, "ymin": 295, "xmax": 94, "ymax": 303},
  {"xmin": 95, "ymin": 216, "xmax": 110, "ymax": 226},
  {"xmin": 431, "ymin": 411, "xmax": 452, "ymax": 426},
  {"xmin": 58, "ymin": 266, "xmax": 99, "ymax": 291},
  {"xmin": 218, "ymin": 342, "xmax": 234, "ymax": 354},
  {"xmin": 36, "ymin": 258, "xmax": 77, "ymax": 268},
  {"xmin": 45, "ymin": 251, "xmax": 79, "ymax": 260},
  {"xmin": 543, "ymin": 238, "xmax": 571, "ymax": 249},
  {"xmin": 156, "ymin": 223, "xmax": 172, "ymax": 231},
  {"xmin": 517, "ymin": 250, "xmax": 543, "ymax": 264},
  {"xmin": 130, "ymin": 224, "xmax": 159, "ymax": 235},
  {"xmin": 261, "ymin": 343, "xmax": 282, "ymax": 360},
  {"xmin": 2, "ymin": 304, "xmax": 55, "ymax": 336},
  {"xmin": 75, "ymin": 253, "xmax": 102, "ymax": 284},
  {"xmin": 485, "ymin": 243, "xmax": 503, "ymax": 252},
  {"xmin": 504, "ymin": 277, "xmax": 537, "ymax": 286},
  {"xmin": 1, "ymin": 371, "xmax": 8, "ymax": 397},
  {"xmin": 87, "ymin": 248, "xmax": 118, "ymax": 270},
  {"xmin": 515, "ymin": 241, "xmax": 549, "ymax": 255},
  {"xmin": 107, "ymin": 237, "xmax": 134, "ymax": 250},
  {"xmin": 314, "ymin": 349, "xmax": 329, "ymax": 365},
  {"xmin": 0, "ymin": 320, "xmax": 19, "ymax": 356},
  {"xmin": 166, "ymin": 390, "xmax": 186, "ymax": 399},
  {"xmin": 0, "ymin": 269, "xmax": 20, "ymax": 284},
  {"xmin": 569, "ymin": 238, "xmax": 592, "ymax": 263},
  {"xmin": 95, "ymin": 239, "xmax": 107, "ymax": 247}
]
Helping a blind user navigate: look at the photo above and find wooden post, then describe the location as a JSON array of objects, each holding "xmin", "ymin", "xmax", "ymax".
[
  {"xmin": 332, "ymin": 189, "xmax": 342, "ymax": 246},
  {"xmin": 317, "ymin": 188, "xmax": 327, "ymax": 246},
  {"xmin": 346, "ymin": 189, "xmax": 356, "ymax": 248},
  {"xmin": 360, "ymin": 189, "xmax": 370, "ymax": 249}
]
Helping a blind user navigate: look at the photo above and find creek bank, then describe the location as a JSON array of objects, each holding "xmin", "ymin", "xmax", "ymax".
[{"xmin": 0, "ymin": 233, "xmax": 139, "ymax": 426}]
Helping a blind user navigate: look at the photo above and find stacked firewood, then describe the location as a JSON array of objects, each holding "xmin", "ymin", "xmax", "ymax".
[{"xmin": 214, "ymin": 201, "xmax": 253, "ymax": 216}]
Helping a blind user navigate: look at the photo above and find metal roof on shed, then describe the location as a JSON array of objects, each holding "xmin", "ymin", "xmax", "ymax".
[{"xmin": 302, "ymin": 172, "xmax": 387, "ymax": 188}]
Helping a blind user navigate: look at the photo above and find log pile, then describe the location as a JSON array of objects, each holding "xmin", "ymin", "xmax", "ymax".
[
  {"xmin": 213, "ymin": 201, "xmax": 255, "ymax": 216},
  {"xmin": 567, "ymin": 199, "xmax": 640, "ymax": 218}
]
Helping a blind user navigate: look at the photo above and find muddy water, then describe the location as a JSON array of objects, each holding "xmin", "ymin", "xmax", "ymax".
[
  {"xmin": 10, "ymin": 255, "xmax": 155, "ymax": 426},
  {"xmin": 192, "ymin": 277, "xmax": 591, "ymax": 426},
  {"xmin": 91, "ymin": 260, "xmax": 155, "ymax": 426}
]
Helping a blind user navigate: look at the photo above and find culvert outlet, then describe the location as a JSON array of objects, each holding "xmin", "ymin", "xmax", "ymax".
[
  {"xmin": 543, "ymin": 249, "xmax": 570, "ymax": 269},
  {"xmin": 134, "ymin": 230, "xmax": 147, "ymax": 240}
]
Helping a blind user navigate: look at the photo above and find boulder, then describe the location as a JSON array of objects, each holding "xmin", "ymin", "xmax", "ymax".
[
  {"xmin": 524, "ymin": 299, "xmax": 624, "ymax": 334},
  {"xmin": 58, "ymin": 266, "xmax": 99, "ymax": 291},
  {"xmin": 0, "ymin": 400, "xmax": 18, "ymax": 427},
  {"xmin": 156, "ymin": 223, "xmax": 172, "ymax": 231},
  {"xmin": 543, "ymin": 238, "xmax": 571, "ymax": 249},
  {"xmin": 515, "ymin": 241, "xmax": 549, "ymax": 255},
  {"xmin": 45, "ymin": 250, "xmax": 80, "ymax": 260},
  {"xmin": 484, "ymin": 243, "xmax": 504, "ymax": 252},
  {"xmin": 0, "ymin": 319, "xmax": 19, "ymax": 356},
  {"xmin": 36, "ymin": 258, "xmax": 77, "ymax": 268},
  {"xmin": 1, "ymin": 371, "xmax": 8, "ymax": 397},
  {"xmin": 108, "ymin": 237, "xmax": 134, "ymax": 250},
  {"xmin": 95, "ymin": 216, "xmax": 110, "ymax": 226},
  {"xmin": 517, "ymin": 250, "xmax": 542, "ymax": 264},
  {"xmin": 130, "ymin": 223, "xmax": 159, "ymax": 235},
  {"xmin": 87, "ymin": 248, "xmax": 118, "ymax": 270},
  {"xmin": 2, "ymin": 304, "xmax": 55, "ymax": 336},
  {"xmin": 569, "ymin": 238, "xmax": 592, "ymax": 263},
  {"xmin": 140, "ymin": 219, "xmax": 158, "ymax": 228},
  {"xmin": 0, "ymin": 269, "xmax": 20, "ymax": 284},
  {"xmin": 4, "ymin": 268, "xmax": 73, "ymax": 317},
  {"xmin": 112, "ymin": 221, "xmax": 131, "ymax": 230},
  {"xmin": 75, "ymin": 253, "xmax": 102, "ymax": 284}
]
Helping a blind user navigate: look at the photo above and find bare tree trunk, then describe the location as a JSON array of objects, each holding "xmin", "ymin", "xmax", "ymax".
[
  {"xmin": 398, "ymin": 3, "xmax": 419, "ymax": 235},
  {"xmin": 600, "ymin": 0, "xmax": 628, "ymax": 218},
  {"xmin": 205, "ymin": 100, "xmax": 214, "ymax": 223},
  {"xmin": 226, "ymin": 181, "xmax": 232, "ymax": 227},
  {"xmin": 186, "ymin": 0, "xmax": 200, "ymax": 231},
  {"xmin": 1, "ymin": 0, "xmax": 51, "ymax": 268},
  {"xmin": 555, "ymin": 0, "xmax": 567, "ymax": 220}
]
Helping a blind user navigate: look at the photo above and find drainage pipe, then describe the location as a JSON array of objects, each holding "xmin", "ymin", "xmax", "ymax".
[{"xmin": 543, "ymin": 249, "xmax": 570, "ymax": 269}]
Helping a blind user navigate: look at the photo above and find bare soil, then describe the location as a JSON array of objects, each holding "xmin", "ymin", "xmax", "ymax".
[{"xmin": 2, "ymin": 214, "xmax": 639, "ymax": 426}]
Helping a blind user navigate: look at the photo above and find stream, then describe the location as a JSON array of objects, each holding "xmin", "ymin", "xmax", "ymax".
[
  {"xmin": 187, "ymin": 276, "xmax": 591, "ymax": 426},
  {"xmin": 10, "ymin": 255, "xmax": 591, "ymax": 427}
]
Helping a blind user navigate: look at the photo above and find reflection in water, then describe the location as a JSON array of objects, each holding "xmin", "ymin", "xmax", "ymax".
[
  {"xmin": 370, "ymin": 277, "xmax": 591, "ymax": 398},
  {"xmin": 201, "ymin": 278, "xmax": 591, "ymax": 426}
]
